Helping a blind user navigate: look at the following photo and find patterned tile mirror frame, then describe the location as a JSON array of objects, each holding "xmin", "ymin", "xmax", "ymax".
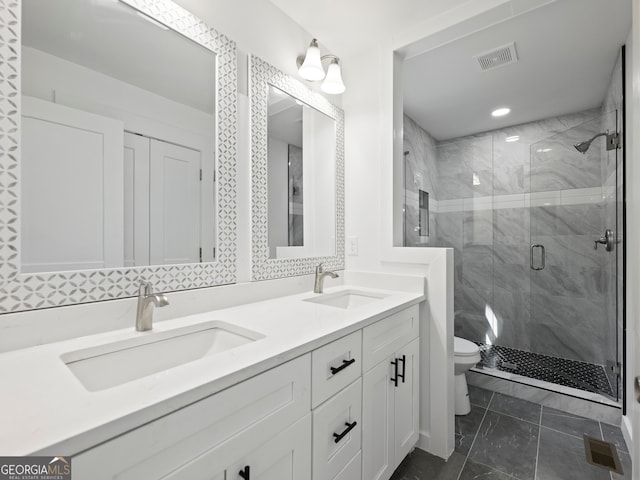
[
  {"xmin": 250, "ymin": 55, "xmax": 345, "ymax": 280},
  {"xmin": 0, "ymin": 0, "xmax": 237, "ymax": 313}
]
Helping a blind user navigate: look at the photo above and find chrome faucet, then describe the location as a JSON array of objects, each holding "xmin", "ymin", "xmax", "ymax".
[
  {"xmin": 135, "ymin": 281, "xmax": 169, "ymax": 331},
  {"xmin": 313, "ymin": 263, "xmax": 339, "ymax": 294}
]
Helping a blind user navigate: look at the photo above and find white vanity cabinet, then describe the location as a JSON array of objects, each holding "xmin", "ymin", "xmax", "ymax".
[
  {"xmin": 69, "ymin": 303, "xmax": 420, "ymax": 480},
  {"xmin": 72, "ymin": 355, "xmax": 312, "ymax": 480},
  {"xmin": 310, "ymin": 305, "xmax": 419, "ymax": 480},
  {"xmin": 362, "ymin": 306, "xmax": 420, "ymax": 480}
]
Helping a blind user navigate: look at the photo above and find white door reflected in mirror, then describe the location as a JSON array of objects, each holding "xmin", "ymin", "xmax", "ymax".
[
  {"xmin": 124, "ymin": 133, "xmax": 205, "ymax": 267},
  {"xmin": 22, "ymin": 97, "xmax": 125, "ymax": 273},
  {"xmin": 267, "ymin": 85, "xmax": 336, "ymax": 259}
]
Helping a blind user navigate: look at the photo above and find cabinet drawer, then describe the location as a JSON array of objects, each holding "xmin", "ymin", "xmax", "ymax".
[
  {"xmin": 333, "ymin": 451, "xmax": 361, "ymax": 480},
  {"xmin": 169, "ymin": 413, "xmax": 312, "ymax": 480},
  {"xmin": 72, "ymin": 355, "xmax": 311, "ymax": 480},
  {"xmin": 312, "ymin": 378, "xmax": 362, "ymax": 480},
  {"xmin": 312, "ymin": 330, "xmax": 361, "ymax": 408},
  {"xmin": 362, "ymin": 305, "xmax": 418, "ymax": 371}
]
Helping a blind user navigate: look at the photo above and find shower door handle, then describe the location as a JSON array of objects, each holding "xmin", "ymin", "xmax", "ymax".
[
  {"xmin": 530, "ymin": 244, "xmax": 545, "ymax": 271},
  {"xmin": 594, "ymin": 229, "xmax": 615, "ymax": 252}
]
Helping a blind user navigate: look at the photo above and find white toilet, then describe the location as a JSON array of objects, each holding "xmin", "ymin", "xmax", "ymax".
[{"xmin": 454, "ymin": 336, "xmax": 482, "ymax": 415}]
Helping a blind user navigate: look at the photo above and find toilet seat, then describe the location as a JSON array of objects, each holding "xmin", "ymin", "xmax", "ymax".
[{"xmin": 454, "ymin": 336, "xmax": 479, "ymax": 357}]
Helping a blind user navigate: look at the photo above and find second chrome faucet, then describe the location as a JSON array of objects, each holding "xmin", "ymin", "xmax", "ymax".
[
  {"xmin": 313, "ymin": 263, "xmax": 339, "ymax": 294},
  {"xmin": 136, "ymin": 281, "xmax": 169, "ymax": 331}
]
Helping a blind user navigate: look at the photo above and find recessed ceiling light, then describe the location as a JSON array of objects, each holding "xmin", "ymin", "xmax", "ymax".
[
  {"xmin": 492, "ymin": 107, "xmax": 511, "ymax": 117},
  {"xmin": 536, "ymin": 148, "xmax": 552, "ymax": 153},
  {"xmin": 505, "ymin": 135, "xmax": 519, "ymax": 142}
]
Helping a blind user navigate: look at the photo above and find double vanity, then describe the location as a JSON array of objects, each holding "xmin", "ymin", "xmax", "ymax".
[{"xmin": 0, "ymin": 282, "xmax": 423, "ymax": 479}]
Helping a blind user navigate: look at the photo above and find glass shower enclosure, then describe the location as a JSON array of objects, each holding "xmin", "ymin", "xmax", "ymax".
[{"xmin": 401, "ymin": 51, "xmax": 625, "ymax": 404}]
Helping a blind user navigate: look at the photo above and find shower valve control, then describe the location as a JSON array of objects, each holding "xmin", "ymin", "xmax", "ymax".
[{"xmin": 594, "ymin": 229, "xmax": 615, "ymax": 252}]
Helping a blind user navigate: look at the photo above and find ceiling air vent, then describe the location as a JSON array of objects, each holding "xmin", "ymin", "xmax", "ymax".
[{"xmin": 474, "ymin": 42, "xmax": 518, "ymax": 71}]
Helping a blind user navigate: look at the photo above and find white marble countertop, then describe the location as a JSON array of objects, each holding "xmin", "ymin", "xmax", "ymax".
[{"xmin": 0, "ymin": 284, "xmax": 423, "ymax": 456}]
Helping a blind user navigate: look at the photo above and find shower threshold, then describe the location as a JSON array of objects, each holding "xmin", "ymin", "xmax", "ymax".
[{"xmin": 471, "ymin": 343, "xmax": 618, "ymax": 406}]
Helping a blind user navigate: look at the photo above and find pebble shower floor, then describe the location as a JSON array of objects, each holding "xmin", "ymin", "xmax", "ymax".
[{"xmin": 475, "ymin": 343, "xmax": 614, "ymax": 398}]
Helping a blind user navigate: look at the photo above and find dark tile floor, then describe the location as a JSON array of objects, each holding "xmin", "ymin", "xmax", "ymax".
[{"xmin": 390, "ymin": 386, "xmax": 632, "ymax": 480}]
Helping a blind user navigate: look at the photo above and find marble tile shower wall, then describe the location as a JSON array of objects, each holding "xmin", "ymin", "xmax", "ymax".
[
  {"xmin": 403, "ymin": 107, "xmax": 616, "ymax": 366},
  {"xmin": 403, "ymin": 114, "xmax": 439, "ymax": 246}
]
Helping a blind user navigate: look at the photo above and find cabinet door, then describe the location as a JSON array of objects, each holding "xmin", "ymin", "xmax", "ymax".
[
  {"xmin": 334, "ymin": 451, "xmax": 361, "ymax": 480},
  {"xmin": 393, "ymin": 338, "xmax": 419, "ymax": 467},
  {"xmin": 362, "ymin": 357, "xmax": 394, "ymax": 480},
  {"xmin": 228, "ymin": 414, "xmax": 311, "ymax": 480}
]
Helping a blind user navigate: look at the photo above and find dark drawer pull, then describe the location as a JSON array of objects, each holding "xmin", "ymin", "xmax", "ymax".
[
  {"xmin": 333, "ymin": 421, "xmax": 357, "ymax": 443},
  {"xmin": 391, "ymin": 358, "xmax": 399, "ymax": 387},
  {"xmin": 398, "ymin": 355, "xmax": 406, "ymax": 383},
  {"xmin": 330, "ymin": 358, "xmax": 356, "ymax": 375},
  {"xmin": 239, "ymin": 466, "xmax": 250, "ymax": 479}
]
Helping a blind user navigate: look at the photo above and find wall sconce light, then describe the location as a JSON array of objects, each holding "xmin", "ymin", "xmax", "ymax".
[{"xmin": 297, "ymin": 39, "xmax": 346, "ymax": 94}]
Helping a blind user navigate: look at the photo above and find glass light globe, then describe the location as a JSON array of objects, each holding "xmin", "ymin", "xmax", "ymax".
[
  {"xmin": 299, "ymin": 40, "xmax": 325, "ymax": 81},
  {"xmin": 321, "ymin": 59, "xmax": 345, "ymax": 94}
]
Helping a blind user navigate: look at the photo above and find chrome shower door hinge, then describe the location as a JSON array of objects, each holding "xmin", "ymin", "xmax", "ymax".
[{"xmin": 611, "ymin": 362, "xmax": 621, "ymax": 376}]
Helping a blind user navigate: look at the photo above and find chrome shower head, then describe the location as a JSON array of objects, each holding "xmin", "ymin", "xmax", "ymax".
[
  {"xmin": 574, "ymin": 140, "xmax": 592, "ymax": 154},
  {"xmin": 574, "ymin": 132, "xmax": 620, "ymax": 154}
]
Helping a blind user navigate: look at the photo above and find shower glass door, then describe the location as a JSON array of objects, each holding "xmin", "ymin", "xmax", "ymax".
[{"xmin": 529, "ymin": 110, "xmax": 621, "ymax": 401}]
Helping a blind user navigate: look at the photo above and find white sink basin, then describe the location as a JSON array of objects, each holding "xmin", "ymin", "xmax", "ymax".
[
  {"xmin": 61, "ymin": 321, "xmax": 264, "ymax": 391},
  {"xmin": 304, "ymin": 289, "xmax": 389, "ymax": 309}
]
